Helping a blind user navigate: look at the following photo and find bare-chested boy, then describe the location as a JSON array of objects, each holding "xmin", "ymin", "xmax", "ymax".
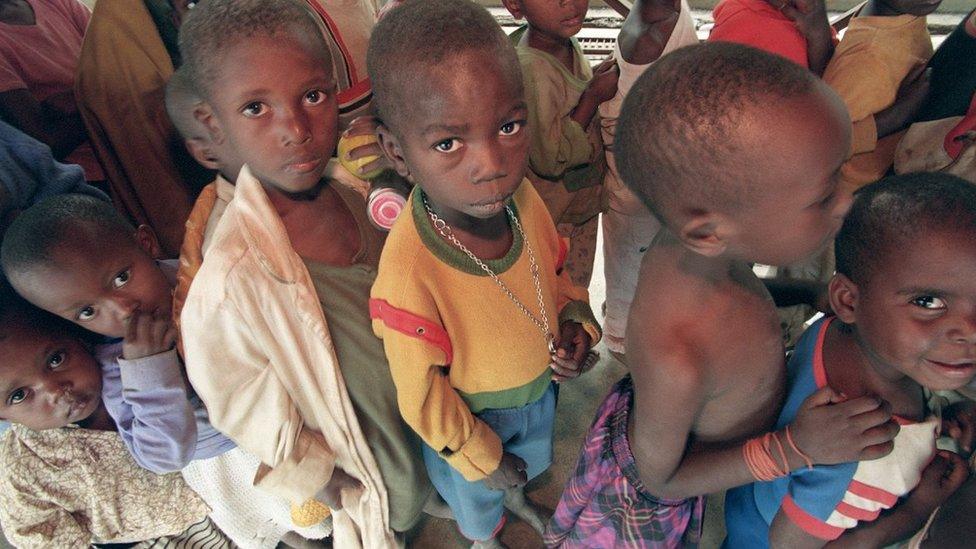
[{"xmin": 545, "ymin": 42, "xmax": 899, "ymax": 548}]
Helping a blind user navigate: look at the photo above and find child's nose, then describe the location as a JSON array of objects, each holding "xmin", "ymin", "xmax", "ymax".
[
  {"xmin": 951, "ymin": 312, "xmax": 976, "ymax": 345},
  {"xmin": 470, "ymin": 144, "xmax": 505, "ymax": 184},
  {"xmin": 280, "ymin": 107, "xmax": 312, "ymax": 145},
  {"xmin": 109, "ymin": 296, "xmax": 140, "ymax": 320}
]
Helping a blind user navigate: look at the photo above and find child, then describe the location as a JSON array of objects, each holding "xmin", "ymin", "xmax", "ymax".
[
  {"xmin": 724, "ymin": 172, "xmax": 976, "ymax": 547},
  {"xmin": 177, "ymin": 1, "xmax": 432, "ymax": 545},
  {"xmin": 0, "ymin": 0, "xmax": 104, "ymax": 182},
  {"xmin": 708, "ymin": 0, "xmax": 835, "ymax": 74},
  {"xmin": 0, "ymin": 295, "xmax": 224, "ymax": 548},
  {"xmin": 545, "ymin": 42, "xmax": 898, "ymax": 547},
  {"xmin": 596, "ymin": 0, "xmax": 699, "ymax": 358},
  {"xmin": 501, "ymin": 0, "xmax": 615, "ymax": 287},
  {"xmin": 0, "ymin": 194, "xmax": 332, "ymax": 548},
  {"xmin": 822, "ymin": 0, "xmax": 938, "ymax": 193},
  {"xmin": 367, "ymin": 2, "xmax": 601, "ymax": 547}
]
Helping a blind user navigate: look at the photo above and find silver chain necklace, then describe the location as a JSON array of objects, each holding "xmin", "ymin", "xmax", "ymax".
[{"xmin": 422, "ymin": 195, "xmax": 555, "ymax": 355}]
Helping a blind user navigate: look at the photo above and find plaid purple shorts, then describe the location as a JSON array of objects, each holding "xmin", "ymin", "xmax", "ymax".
[{"xmin": 544, "ymin": 376, "xmax": 705, "ymax": 548}]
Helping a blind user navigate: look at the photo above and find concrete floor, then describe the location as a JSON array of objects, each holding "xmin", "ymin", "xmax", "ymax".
[{"xmin": 407, "ymin": 225, "xmax": 729, "ymax": 548}]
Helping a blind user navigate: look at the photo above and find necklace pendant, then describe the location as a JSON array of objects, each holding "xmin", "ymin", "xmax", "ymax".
[{"xmin": 547, "ymin": 333, "xmax": 556, "ymax": 356}]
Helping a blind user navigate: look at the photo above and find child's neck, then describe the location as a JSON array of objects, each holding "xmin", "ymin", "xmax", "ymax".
[
  {"xmin": 861, "ymin": 0, "xmax": 909, "ymax": 17},
  {"xmin": 76, "ymin": 401, "xmax": 116, "ymax": 432},
  {"xmin": 823, "ymin": 321, "xmax": 925, "ymax": 420},
  {"xmin": 0, "ymin": 0, "xmax": 34, "ymax": 25},
  {"xmin": 265, "ymin": 179, "xmax": 362, "ymax": 266},
  {"xmin": 522, "ymin": 25, "xmax": 576, "ymax": 72},
  {"xmin": 423, "ymin": 193, "xmax": 513, "ymax": 261}
]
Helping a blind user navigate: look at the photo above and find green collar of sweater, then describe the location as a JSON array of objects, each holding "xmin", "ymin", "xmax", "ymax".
[{"xmin": 411, "ymin": 186, "xmax": 525, "ymax": 277}]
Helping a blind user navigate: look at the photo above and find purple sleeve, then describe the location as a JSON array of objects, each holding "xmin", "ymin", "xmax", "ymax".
[{"xmin": 102, "ymin": 349, "xmax": 198, "ymax": 473}]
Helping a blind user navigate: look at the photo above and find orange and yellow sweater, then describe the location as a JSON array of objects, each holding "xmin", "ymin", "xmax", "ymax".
[{"xmin": 370, "ymin": 181, "xmax": 600, "ymax": 481}]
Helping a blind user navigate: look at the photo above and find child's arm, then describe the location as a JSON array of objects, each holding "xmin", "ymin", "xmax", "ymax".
[
  {"xmin": 550, "ymin": 238, "xmax": 602, "ymax": 381},
  {"xmin": 105, "ymin": 310, "xmax": 198, "ymax": 474},
  {"xmin": 779, "ymin": 0, "xmax": 835, "ymax": 76},
  {"xmin": 522, "ymin": 57, "xmax": 616, "ymax": 180},
  {"xmin": 769, "ymin": 450, "xmax": 969, "ymax": 548},
  {"xmin": 370, "ymin": 295, "xmax": 509, "ymax": 482},
  {"xmin": 181, "ymin": 298, "xmax": 343, "ymax": 505},
  {"xmin": 626, "ymin": 335, "xmax": 898, "ymax": 500},
  {"xmin": 824, "ymin": 53, "xmax": 930, "ymax": 156},
  {"xmin": 617, "ymin": 0, "xmax": 682, "ymax": 65}
]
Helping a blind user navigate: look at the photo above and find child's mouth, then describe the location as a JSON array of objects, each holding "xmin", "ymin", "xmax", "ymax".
[{"xmin": 926, "ymin": 359, "xmax": 976, "ymax": 379}]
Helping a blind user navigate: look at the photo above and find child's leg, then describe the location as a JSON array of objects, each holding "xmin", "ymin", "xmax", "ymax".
[
  {"xmin": 422, "ymin": 385, "xmax": 557, "ymax": 543},
  {"xmin": 917, "ymin": 8, "xmax": 976, "ymax": 122},
  {"xmin": 421, "ymin": 445, "xmax": 508, "ymax": 542},
  {"xmin": 601, "ymin": 204, "xmax": 662, "ymax": 357},
  {"xmin": 557, "ymin": 218, "xmax": 600, "ymax": 288},
  {"xmin": 913, "ymin": 474, "xmax": 976, "ymax": 548}
]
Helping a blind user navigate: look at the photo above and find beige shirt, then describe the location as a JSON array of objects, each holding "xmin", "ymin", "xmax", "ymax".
[{"xmin": 180, "ymin": 164, "xmax": 393, "ymax": 548}]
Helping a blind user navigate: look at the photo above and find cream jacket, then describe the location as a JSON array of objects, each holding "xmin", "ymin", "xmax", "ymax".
[{"xmin": 180, "ymin": 165, "xmax": 394, "ymax": 548}]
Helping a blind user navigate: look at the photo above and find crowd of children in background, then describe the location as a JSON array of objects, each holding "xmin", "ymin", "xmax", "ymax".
[{"xmin": 0, "ymin": 0, "xmax": 973, "ymax": 547}]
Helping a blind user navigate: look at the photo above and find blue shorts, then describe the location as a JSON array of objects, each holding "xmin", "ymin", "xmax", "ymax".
[{"xmin": 422, "ymin": 383, "xmax": 557, "ymax": 541}]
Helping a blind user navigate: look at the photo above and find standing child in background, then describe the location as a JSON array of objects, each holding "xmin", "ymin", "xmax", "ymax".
[
  {"xmin": 725, "ymin": 173, "xmax": 976, "ymax": 548},
  {"xmin": 822, "ymin": 0, "xmax": 938, "ymax": 193},
  {"xmin": 708, "ymin": 0, "xmax": 836, "ymax": 74},
  {"xmin": 0, "ymin": 195, "xmax": 332, "ymax": 548},
  {"xmin": 178, "ymin": 1, "xmax": 433, "ymax": 545},
  {"xmin": 368, "ymin": 2, "xmax": 601, "ymax": 547},
  {"xmin": 0, "ymin": 0, "xmax": 104, "ymax": 183},
  {"xmin": 501, "ymin": 0, "xmax": 616, "ymax": 287},
  {"xmin": 545, "ymin": 43, "xmax": 897, "ymax": 548},
  {"xmin": 597, "ymin": 0, "xmax": 698, "ymax": 359},
  {"xmin": 0, "ymin": 296, "xmax": 223, "ymax": 548}
]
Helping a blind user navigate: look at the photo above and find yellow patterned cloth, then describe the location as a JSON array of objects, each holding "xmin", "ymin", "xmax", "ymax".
[{"xmin": 0, "ymin": 425, "xmax": 210, "ymax": 548}]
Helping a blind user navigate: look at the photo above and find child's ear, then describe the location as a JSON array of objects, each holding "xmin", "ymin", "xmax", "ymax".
[
  {"xmin": 184, "ymin": 137, "xmax": 221, "ymax": 171},
  {"xmin": 677, "ymin": 212, "xmax": 729, "ymax": 257},
  {"xmin": 376, "ymin": 124, "xmax": 411, "ymax": 181},
  {"xmin": 134, "ymin": 225, "xmax": 163, "ymax": 260},
  {"xmin": 193, "ymin": 102, "xmax": 225, "ymax": 145},
  {"xmin": 500, "ymin": 0, "xmax": 523, "ymax": 19},
  {"xmin": 828, "ymin": 273, "xmax": 859, "ymax": 323}
]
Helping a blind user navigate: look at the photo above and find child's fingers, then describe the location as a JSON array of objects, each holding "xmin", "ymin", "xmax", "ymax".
[
  {"xmin": 125, "ymin": 309, "xmax": 142, "ymax": 342},
  {"xmin": 837, "ymin": 395, "xmax": 889, "ymax": 419},
  {"xmin": 343, "ymin": 116, "xmax": 379, "ymax": 137},
  {"xmin": 944, "ymin": 451, "xmax": 970, "ymax": 490},
  {"xmin": 346, "ymin": 142, "xmax": 384, "ymax": 161},
  {"xmin": 550, "ymin": 356, "xmax": 581, "ymax": 379}
]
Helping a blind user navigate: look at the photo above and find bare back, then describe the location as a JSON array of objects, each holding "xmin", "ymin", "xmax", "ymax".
[{"xmin": 625, "ymin": 231, "xmax": 786, "ymax": 498}]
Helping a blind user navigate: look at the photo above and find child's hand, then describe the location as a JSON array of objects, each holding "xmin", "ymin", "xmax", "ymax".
[
  {"xmin": 944, "ymin": 401, "xmax": 976, "ymax": 455},
  {"xmin": 122, "ymin": 310, "xmax": 177, "ymax": 360},
  {"xmin": 903, "ymin": 450, "xmax": 969, "ymax": 522},
  {"xmin": 341, "ymin": 116, "xmax": 392, "ymax": 176},
  {"xmin": 484, "ymin": 452, "xmax": 528, "ymax": 491},
  {"xmin": 550, "ymin": 321, "xmax": 596, "ymax": 382},
  {"xmin": 778, "ymin": 0, "xmax": 829, "ymax": 39},
  {"xmin": 583, "ymin": 57, "xmax": 619, "ymax": 104},
  {"xmin": 315, "ymin": 466, "xmax": 363, "ymax": 510},
  {"xmin": 876, "ymin": 66, "xmax": 931, "ymax": 138},
  {"xmin": 790, "ymin": 386, "xmax": 899, "ymax": 465}
]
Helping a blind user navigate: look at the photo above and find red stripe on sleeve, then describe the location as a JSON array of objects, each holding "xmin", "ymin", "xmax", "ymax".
[
  {"xmin": 847, "ymin": 481, "xmax": 899, "ymax": 507},
  {"xmin": 369, "ymin": 298, "xmax": 453, "ymax": 364},
  {"xmin": 782, "ymin": 496, "xmax": 845, "ymax": 540},
  {"xmin": 836, "ymin": 501, "xmax": 881, "ymax": 522}
]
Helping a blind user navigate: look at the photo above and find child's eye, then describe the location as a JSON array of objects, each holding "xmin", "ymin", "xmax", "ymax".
[
  {"xmin": 433, "ymin": 138, "xmax": 461, "ymax": 153},
  {"xmin": 77, "ymin": 306, "xmax": 95, "ymax": 322},
  {"xmin": 911, "ymin": 295, "xmax": 947, "ymax": 310},
  {"xmin": 500, "ymin": 120, "xmax": 523, "ymax": 136},
  {"xmin": 304, "ymin": 89, "xmax": 327, "ymax": 105},
  {"xmin": 7, "ymin": 388, "xmax": 27, "ymax": 406},
  {"xmin": 241, "ymin": 102, "xmax": 267, "ymax": 118},
  {"xmin": 47, "ymin": 351, "xmax": 66, "ymax": 369},
  {"xmin": 112, "ymin": 270, "xmax": 130, "ymax": 289}
]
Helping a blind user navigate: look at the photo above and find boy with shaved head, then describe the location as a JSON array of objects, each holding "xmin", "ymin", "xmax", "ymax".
[{"xmin": 546, "ymin": 42, "xmax": 899, "ymax": 547}]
